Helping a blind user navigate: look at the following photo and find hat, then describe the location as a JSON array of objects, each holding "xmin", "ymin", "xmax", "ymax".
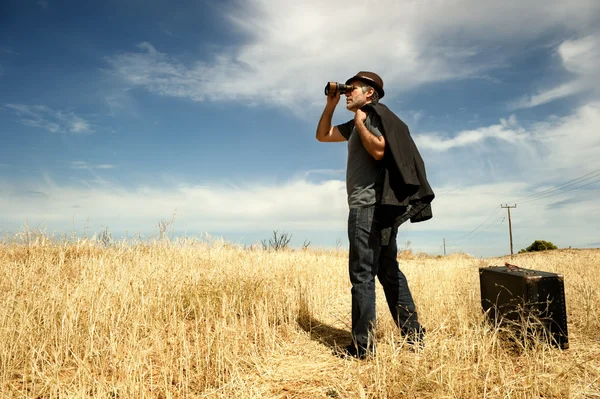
[{"xmin": 345, "ymin": 71, "xmax": 385, "ymax": 99}]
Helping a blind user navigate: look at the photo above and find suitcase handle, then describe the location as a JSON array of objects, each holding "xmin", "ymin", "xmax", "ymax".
[{"xmin": 505, "ymin": 262, "xmax": 521, "ymax": 271}]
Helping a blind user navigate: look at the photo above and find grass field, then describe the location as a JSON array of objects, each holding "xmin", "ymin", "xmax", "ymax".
[{"xmin": 1, "ymin": 233, "xmax": 599, "ymax": 398}]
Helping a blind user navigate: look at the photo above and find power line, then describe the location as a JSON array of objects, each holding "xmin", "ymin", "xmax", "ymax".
[
  {"xmin": 446, "ymin": 207, "xmax": 501, "ymax": 245},
  {"xmin": 450, "ymin": 213, "xmax": 505, "ymax": 246},
  {"xmin": 511, "ymin": 168, "xmax": 600, "ymax": 204},
  {"xmin": 445, "ymin": 214, "xmax": 505, "ymax": 251},
  {"xmin": 443, "ymin": 167, "xmax": 600, "ymax": 251},
  {"xmin": 461, "ymin": 213, "xmax": 505, "ymax": 243},
  {"xmin": 445, "ymin": 206, "xmax": 500, "ymax": 244},
  {"xmin": 518, "ymin": 176, "xmax": 600, "ymax": 205}
]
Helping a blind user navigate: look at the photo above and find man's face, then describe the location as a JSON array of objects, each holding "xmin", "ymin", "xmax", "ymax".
[{"xmin": 345, "ymin": 80, "xmax": 373, "ymax": 112}]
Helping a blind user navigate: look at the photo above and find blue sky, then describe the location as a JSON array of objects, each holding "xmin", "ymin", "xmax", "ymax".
[{"xmin": 1, "ymin": 0, "xmax": 599, "ymax": 257}]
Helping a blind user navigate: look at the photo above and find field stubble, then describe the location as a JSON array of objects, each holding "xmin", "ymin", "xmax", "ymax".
[{"xmin": 0, "ymin": 234, "xmax": 599, "ymax": 398}]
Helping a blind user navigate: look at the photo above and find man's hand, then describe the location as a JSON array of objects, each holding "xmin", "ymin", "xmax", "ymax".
[
  {"xmin": 354, "ymin": 108, "xmax": 367, "ymax": 124},
  {"xmin": 316, "ymin": 92, "xmax": 346, "ymax": 142},
  {"xmin": 327, "ymin": 91, "xmax": 341, "ymax": 107},
  {"xmin": 354, "ymin": 109, "xmax": 385, "ymax": 160}
]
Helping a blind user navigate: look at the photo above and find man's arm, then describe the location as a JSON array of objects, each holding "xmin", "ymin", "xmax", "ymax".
[
  {"xmin": 316, "ymin": 93, "xmax": 347, "ymax": 142},
  {"xmin": 355, "ymin": 109, "xmax": 385, "ymax": 160}
]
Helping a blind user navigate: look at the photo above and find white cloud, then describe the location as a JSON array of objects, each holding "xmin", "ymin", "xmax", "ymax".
[
  {"xmin": 560, "ymin": 35, "xmax": 600, "ymax": 76},
  {"xmin": 70, "ymin": 161, "xmax": 89, "ymax": 170},
  {"xmin": 512, "ymin": 34, "xmax": 600, "ymax": 109},
  {"xmin": 531, "ymin": 102, "xmax": 600, "ymax": 172},
  {"xmin": 105, "ymin": 0, "xmax": 600, "ymax": 110},
  {"xmin": 70, "ymin": 117, "xmax": 91, "ymax": 133},
  {"xmin": 1, "ymin": 102, "xmax": 598, "ymax": 256},
  {"xmin": 511, "ymin": 81, "xmax": 585, "ymax": 109},
  {"xmin": 2, "ymin": 163, "xmax": 597, "ymax": 256},
  {"xmin": 409, "ymin": 101, "xmax": 600, "ymax": 253},
  {"xmin": 415, "ymin": 114, "xmax": 530, "ymax": 152},
  {"xmin": 70, "ymin": 161, "xmax": 116, "ymax": 170},
  {"xmin": 411, "ymin": 111, "xmax": 424, "ymax": 124},
  {"xmin": 0, "ymin": 178, "xmax": 349, "ymax": 235},
  {"xmin": 415, "ymin": 102, "xmax": 600, "ymax": 174},
  {"xmin": 104, "ymin": 88, "xmax": 139, "ymax": 117},
  {"xmin": 422, "ymin": 181, "xmax": 598, "ymax": 254},
  {"xmin": 304, "ymin": 169, "xmax": 344, "ymax": 179},
  {"xmin": 3, "ymin": 104, "xmax": 94, "ymax": 134}
]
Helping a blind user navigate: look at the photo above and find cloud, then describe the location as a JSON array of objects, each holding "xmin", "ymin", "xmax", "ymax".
[
  {"xmin": 415, "ymin": 102, "xmax": 600, "ymax": 177},
  {"xmin": 304, "ymin": 169, "xmax": 344, "ymax": 178},
  {"xmin": 546, "ymin": 196, "xmax": 592, "ymax": 210},
  {"xmin": 410, "ymin": 110, "xmax": 424, "ymax": 125},
  {"xmin": 415, "ymin": 115, "xmax": 530, "ymax": 152},
  {"xmin": 531, "ymin": 102, "xmax": 600, "ymax": 172},
  {"xmin": 104, "ymin": 88, "xmax": 140, "ymax": 117},
  {"xmin": 3, "ymin": 104, "xmax": 94, "ymax": 134},
  {"xmin": 0, "ymin": 178, "xmax": 350, "ymax": 234},
  {"xmin": 37, "ymin": 0, "xmax": 48, "ymax": 9},
  {"xmin": 70, "ymin": 161, "xmax": 89, "ymax": 170},
  {"xmin": 70, "ymin": 161, "xmax": 116, "ymax": 170},
  {"xmin": 407, "ymin": 100, "xmax": 600, "ymax": 251},
  {"xmin": 511, "ymin": 81, "xmax": 585, "ymax": 109},
  {"xmin": 105, "ymin": 0, "xmax": 600, "ymax": 110},
  {"xmin": 22, "ymin": 191, "xmax": 50, "ymax": 200},
  {"xmin": 511, "ymin": 34, "xmax": 600, "ymax": 109},
  {"xmin": 2, "ymin": 47, "xmax": 18, "ymax": 55},
  {"xmin": 560, "ymin": 34, "xmax": 600, "ymax": 76},
  {"xmin": 1, "ymin": 101, "xmax": 598, "ymax": 255},
  {"xmin": 70, "ymin": 117, "xmax": 91, "ymax": 133},
  {"xmin": 2, "ymin": 165, "xmax": 597, "ymax": 255}
]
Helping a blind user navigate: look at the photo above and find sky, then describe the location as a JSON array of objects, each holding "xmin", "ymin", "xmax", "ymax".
[{"xmin": 1, "ymin": 0, "xmax": 599, "ymax": 257}]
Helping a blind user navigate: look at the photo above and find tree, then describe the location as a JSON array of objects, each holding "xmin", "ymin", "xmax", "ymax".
[
  {"xmin": 519, "ymin": 240, "xmax": 558, "ymax": 253},
  {"xmin": 261, "ymin": 230, "xmax": 292, "ymax": 251}
]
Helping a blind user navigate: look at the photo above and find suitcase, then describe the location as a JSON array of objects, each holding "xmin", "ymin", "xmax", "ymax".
[{"xmin": 479, "ymin": 262, "xmax": 569, "ymax": 349}]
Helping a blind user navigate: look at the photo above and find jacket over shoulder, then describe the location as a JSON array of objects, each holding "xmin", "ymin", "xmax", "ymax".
[{"xmin": 361, "ymin": 102, "xmax": 435, "ymax": 232}]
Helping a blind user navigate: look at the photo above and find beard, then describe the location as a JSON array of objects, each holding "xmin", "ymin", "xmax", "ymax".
[{"xmin": 346, "ymin": 96, "xmax": 367, "ymax": 112}]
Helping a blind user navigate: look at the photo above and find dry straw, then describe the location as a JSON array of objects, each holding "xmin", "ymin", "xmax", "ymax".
[{"xmin": 1, "ymin": 230, "xmax": 599, "ymax": 398}]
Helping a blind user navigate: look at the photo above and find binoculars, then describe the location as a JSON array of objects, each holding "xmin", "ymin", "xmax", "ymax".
[{"xmin": 324, "ymin": 82, "xmax": 354, "ymax": 96}]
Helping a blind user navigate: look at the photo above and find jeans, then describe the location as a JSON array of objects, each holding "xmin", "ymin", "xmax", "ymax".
[{"xmin": 348, "ymin": 205, "xmax": 422, "ymax": 349}]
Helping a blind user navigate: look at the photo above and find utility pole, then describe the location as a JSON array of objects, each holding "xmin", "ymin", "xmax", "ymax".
[
  {"xmin": 443, "ymin": 238, "xmax": 446, "ymax": 256},
  {"xmin": 501, "ymin": 204, "xmax": 517, "ymax": 257}
]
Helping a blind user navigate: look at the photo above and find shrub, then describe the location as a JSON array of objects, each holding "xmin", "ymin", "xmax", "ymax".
[
  {"xmin": 261, "ymin": 230, "xmax": 292, "ymax": 251},
  {"xmin": 519, "ymin": 240, "xmax": 558, "ymax": 253}
]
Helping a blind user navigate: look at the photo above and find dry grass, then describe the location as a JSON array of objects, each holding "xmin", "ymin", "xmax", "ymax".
[{"xmin": 1, "ymin": 232, "xmax": 599, "ymax": 398}]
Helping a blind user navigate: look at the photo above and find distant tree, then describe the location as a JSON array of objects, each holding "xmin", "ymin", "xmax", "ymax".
[
  {"xmin": 519, "ymin": 240, "xmax": 558, "ymax": 253},
  {"xmin": 261, "ymin": 230, "xmax": 292, "ymax": 251},
  {"xmin": 301, "ymin": 239, "xmax": 311, "ymax": 250}
]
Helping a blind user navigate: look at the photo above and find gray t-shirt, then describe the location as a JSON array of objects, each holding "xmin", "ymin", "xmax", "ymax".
[{"xmin": 338, "ymin": 113, "xmax": 385, "ymax": 208}]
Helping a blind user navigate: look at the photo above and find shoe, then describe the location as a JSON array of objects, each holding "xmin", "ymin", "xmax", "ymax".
[
  {"xmin": 404, "ymin": 327, "xmax": 425, "ymax": 351},
  {"xmin": 337, "ymin": 343, "xmax": 375, "ymax": 360}
]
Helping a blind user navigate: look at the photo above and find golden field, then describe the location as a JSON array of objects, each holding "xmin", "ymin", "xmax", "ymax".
[{"xmin": 1, "ymin": 233, "xmax": 599, "ymax": 398}]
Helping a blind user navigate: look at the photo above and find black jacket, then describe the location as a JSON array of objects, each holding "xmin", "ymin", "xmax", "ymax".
[{"xmin": 361, "ymin": 102, "xmax": 435, "ymax": 231}]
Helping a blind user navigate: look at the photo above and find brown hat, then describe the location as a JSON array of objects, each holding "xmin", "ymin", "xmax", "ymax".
[{"xmin": 345, "ymin": 71, "xmax": 385, "ymax": 99}]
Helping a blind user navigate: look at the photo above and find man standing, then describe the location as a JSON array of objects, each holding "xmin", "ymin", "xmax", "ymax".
[{"xmin": 315, "ymin": 71, "xmax": 434, "ymax": 359}]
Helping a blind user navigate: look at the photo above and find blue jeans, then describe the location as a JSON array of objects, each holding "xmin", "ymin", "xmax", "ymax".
[{"xmin": 348, "ymin": 205, "xmax": 422, "ymax": 349}]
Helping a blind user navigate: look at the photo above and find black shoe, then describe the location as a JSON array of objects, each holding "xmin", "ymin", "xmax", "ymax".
[
  {"xmin": 404, "ymin": 327, "xmax": 425, "ymax": 351},
  {"xmin": 336, "ymin": 343, "xmax": 375, "ymax": 360}
]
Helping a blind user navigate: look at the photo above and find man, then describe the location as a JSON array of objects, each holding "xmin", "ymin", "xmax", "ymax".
[{"xmin": 315, "ymin": 71, "xmax": 434, "ymax": 359}]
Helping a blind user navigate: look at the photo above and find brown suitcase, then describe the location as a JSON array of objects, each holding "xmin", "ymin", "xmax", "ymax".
[{"xmin": 479, "ymin": 262, "xmax": 569, "ymax": 349}]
